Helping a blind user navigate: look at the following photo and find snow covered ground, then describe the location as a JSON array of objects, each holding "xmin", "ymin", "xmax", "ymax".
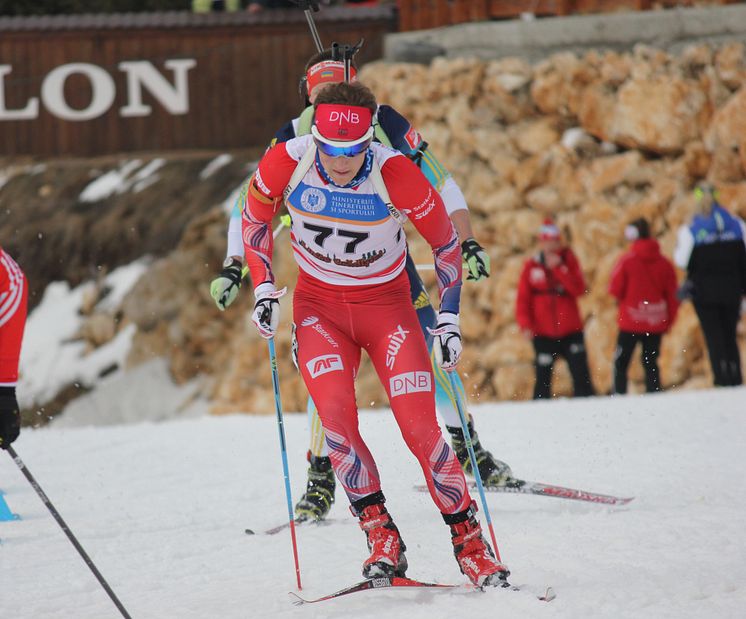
[
  {"xmin": 1, "ymin": 387, "xmax": 745, "ymax": 619},
  {"xmin": 17, "ymin": 261, "xmax": 150, "ymax": 410}
]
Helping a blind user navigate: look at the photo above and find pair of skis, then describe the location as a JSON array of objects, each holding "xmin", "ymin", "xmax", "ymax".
[
  {"xmin": 261, "ymin": 478, "xmax": 632, "ymax": 605},
  {"xmin": 288, "ymin": 576, "xmax": 557, "ymax": 605},
  {"xmin": 252, "ymin": 477, "xmax": 633, "ymax": 535}
]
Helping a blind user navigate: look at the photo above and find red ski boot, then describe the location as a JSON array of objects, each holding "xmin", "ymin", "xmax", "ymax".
[
  {"xmin": 354, "ymin": 497, "xmax": 408, "ymax": 579},
  {"xmin": 447, "ymin": 503, "xmax": 509, "ymax": 587}
]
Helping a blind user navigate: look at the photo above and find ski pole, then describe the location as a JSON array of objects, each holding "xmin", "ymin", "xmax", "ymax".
[
  {"xmin": 304, "ymin": 7, "xmax": 324, "ymax": 53},
  {"xmin": 445, "ymin": 372, "xmax": 504, "ymax": 563},
  {"xmin": 267, "ymin": 337, "xmax": 303, "ymax": 590},
  {"xmin": 6, "ymin": 446, "xmax": 133, "ymax": 619},
  {"xmin": 292, "ymin": 0, "xmax": 323, "ymax": 53}
]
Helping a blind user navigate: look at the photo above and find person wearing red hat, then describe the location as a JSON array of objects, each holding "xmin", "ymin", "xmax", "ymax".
[
  {"xmin": 0, "ymin": 246, "xmax": 27, "ymax": 450},
  {"xmin": 241, "ymin": 81, "xmax": 509, "ymax": 588},
  {"xmin": 515, "ymin": 219, "xmax": 595, "ymax": 399},
  {"xmin": 609, "ymin": 218, "xmax": 679, "ymax": 394},
  {"xmin": 211, "ymin": 48, "xmax": 514, "ymax": 525}
]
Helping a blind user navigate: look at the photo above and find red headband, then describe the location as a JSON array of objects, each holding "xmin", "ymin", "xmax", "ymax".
[
  {"xmin": 306, "ymin": 60, "xmax": 358, "ymax": 94},
  {"xmin": 314, "ymin": 104, "xmax": 373, "ymax": 144}
]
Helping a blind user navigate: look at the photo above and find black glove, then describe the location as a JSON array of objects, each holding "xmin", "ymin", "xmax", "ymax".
[
  {"xmin": 461, "ymin": 238, "xmax": 490, "ymax": 281},
  {"xmin": 0, "ymin": 386, "xmax": 21, "ymax": 450}
]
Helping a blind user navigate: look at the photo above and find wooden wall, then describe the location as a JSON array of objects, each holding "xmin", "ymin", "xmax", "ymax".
[{"xmin": 0, "ymin": 8, "xmax": 395, "ymax": 156}]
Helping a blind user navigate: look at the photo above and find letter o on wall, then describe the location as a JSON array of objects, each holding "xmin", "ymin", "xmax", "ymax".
[{"xmin": 41, "ymin": 63, "xmax": 115, "ymax": 121}]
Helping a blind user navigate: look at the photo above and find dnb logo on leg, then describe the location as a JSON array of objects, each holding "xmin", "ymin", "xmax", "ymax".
[
  {"xmin": 306, "ymin": 354, "xmax": 344, "ymax": 378},
  {"xmin": 390, "ymin": 371, "xmax": 431, "ymax": 397}
]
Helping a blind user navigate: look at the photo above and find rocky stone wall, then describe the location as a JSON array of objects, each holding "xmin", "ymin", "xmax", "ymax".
[
  {"xmin": 355, "ymin": 42, "xmax": 746, "ymax": 403},
  {"xmin": 19, "ymin": 42, "xmax": 746, "ymax": 418},
  {"xmin": 138, "ymin": 42, "xmax": 745, "ymax": 414}
]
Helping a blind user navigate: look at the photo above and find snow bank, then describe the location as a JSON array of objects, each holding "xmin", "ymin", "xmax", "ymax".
[
  {"xmin": 18, "ymin": 260, "xmax": 150, "ymax": 408},
  {"xmin": 1, "ymin": 387, "xmax": 745, "ymax": 618}
]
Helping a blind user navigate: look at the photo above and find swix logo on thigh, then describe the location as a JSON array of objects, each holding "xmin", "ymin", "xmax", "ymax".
[
  {"xmin": 306, "ymin": 354, "xmax": 344, "ymax": 378},
  {"xmin": 385, "ymin": 325, "xmax": 410, "ymax": 370},
  {"xmin": 390, "ymin": 371, "xmax": 431, "ymax": 397}
]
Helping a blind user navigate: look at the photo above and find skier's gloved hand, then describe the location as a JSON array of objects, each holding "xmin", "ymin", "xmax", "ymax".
[
  {"xmin": 461, "ymin": 238, "xmax": 490, "ymax": 282},
  {"xmin": 210, "ymin": 258, "xmax": 243, "ymax": 311},
  {"xmin": 0, "ymin": 387, "xmax": 21, "ymax": 450},
  {"xmin": 428, "ymin": 312, "xmax": 462, "ymax": 371},
  {"xmin": 251, "ymin": 282, "xmax": 286, "ymax": 339}
]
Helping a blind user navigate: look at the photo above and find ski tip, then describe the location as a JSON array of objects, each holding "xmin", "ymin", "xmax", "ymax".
[
  {"xmin": 540, "ymin": 586, "xmax": 557, "ymax": 602},
  {"xmin": 244, "ymin": 528, "xmax": 255, "ymax": 535},
  {"xmin": 507, "ymin": 582, "xmax": 556, "ymax": 602}
]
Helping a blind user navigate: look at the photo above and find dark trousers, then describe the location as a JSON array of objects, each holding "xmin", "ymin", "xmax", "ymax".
[
  {"xmin": 532, "ymin": 332, "xmax": 595, "ymax": 399},
  {"xmin": 694, "ymin": 302, "xmax": 743, "ymax": 386},
  {"xmin": 612, "ymin": 331, "xmax": 662, "ymax": 394}
]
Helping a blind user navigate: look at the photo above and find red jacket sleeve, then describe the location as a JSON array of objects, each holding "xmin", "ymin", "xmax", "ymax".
[
  {"xmin": 381, "ymin": 154, "xmax": 462, "ymax": 314},
  {"xmin": 0, "ymin": 249, "xmax": 28, "ymax": 385},
  {"xmin": 552, "ymin": 248, "xmax": 587, "ymax": 298},
  {"xmin": 608, "ymin": 254, "xmax": 627, "ymax": 301},
  {"xmin": 241, "ymin": 142, "xmax": 297, "ymax": 287},
  {"xmin": 515, "ymin": 261, "xmax": 533, "ymax": 332}
]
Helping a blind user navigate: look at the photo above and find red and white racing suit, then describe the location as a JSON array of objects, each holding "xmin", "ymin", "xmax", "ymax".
[
  {"xmin": 0, "ymin": 249, "xmax": 28, "ymax": 387},
  {"xmin": 242, "ymin": 137, "xmax": 470, "ymax": 514}
]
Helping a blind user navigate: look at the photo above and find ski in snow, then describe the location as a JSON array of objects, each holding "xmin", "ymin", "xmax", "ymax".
[
  {"xmin": 415, "ymin": 479, "xmax": 634, "ymax": 505},
  {"xmin": 288, "ymin": 576, "xmax": 462, "ymax": 605},
  {"xmin": 288, "ymin": 576, "xmax": 556, "ymax": 605},
  {"xmin": 245, "ymin": 517, "xmax": 339, "ymax": 536}
]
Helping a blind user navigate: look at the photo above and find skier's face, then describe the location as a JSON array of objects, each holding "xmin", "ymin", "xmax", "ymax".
[
  {"xmin": 539, "ymin": 237, "xmax": 561, "ymax": 254},
  {"xmin": 317, "ymin": 148, "xmax": 367, "ymax": 186},
  {"xmin": 309, "ymin": 83, "xmax": 334, "ymax": 104}
]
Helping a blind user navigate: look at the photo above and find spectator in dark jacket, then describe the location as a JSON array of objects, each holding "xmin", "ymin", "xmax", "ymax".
[
  {"xmin": 674, "ymin": 183, "xmax": 746, "ymax": 386},
  {"xmin": 516, "ymin": 219, "xmax": 595, "ymax": 399},
  {"xmin": 609, "ymin": 218, "xmax": 679, "ymax": 394}
]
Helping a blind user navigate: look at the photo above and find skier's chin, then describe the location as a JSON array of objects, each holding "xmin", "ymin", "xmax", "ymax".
[{"xmin": 330, "ymin": 170, "xmax": 354, "ymax": 185}]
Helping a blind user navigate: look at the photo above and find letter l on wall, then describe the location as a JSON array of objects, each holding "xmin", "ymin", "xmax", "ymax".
[{"xmin": 0, "ymin": 65, "xmax": 39, "ymax": 120}]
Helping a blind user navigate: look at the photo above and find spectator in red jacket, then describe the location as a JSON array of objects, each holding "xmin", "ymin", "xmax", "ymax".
[
  {"xmin": 609, "ymin": 218, "xmax": 679, "ymax": 394},
  {"xmin": 0, "ymin": 246, "xmax": 27, "ymax": 449},
  {"xmin": 516, "ymin": 219, "xmax": 594, "ymax": 399}
]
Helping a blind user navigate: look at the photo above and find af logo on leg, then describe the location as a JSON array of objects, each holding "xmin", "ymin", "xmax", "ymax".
[{"xmin": 306, "ymin": 354, "xmax": 344, "ymax": 378}]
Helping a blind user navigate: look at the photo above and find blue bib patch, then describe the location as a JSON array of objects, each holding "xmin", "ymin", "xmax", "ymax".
[{"xmin": 290, "ymin": 181, "xmax": 391, "ymax": 223}]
